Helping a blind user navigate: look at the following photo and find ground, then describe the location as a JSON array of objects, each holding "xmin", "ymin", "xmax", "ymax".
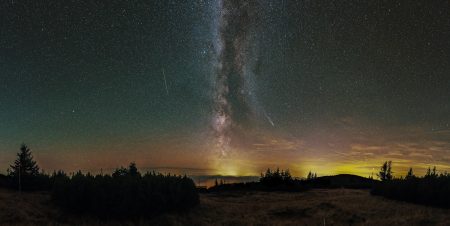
[{"xmin": 0, "ymin": 188, "xmax": 449, "ymax": 225}]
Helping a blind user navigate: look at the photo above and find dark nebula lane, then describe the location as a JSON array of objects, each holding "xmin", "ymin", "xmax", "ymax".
[
  {"xmin": 212, "ymin": 0, "xmax": 263, "ymax": 157},
  {"xmin": 0, "ymin": 0, "xmax": 449, "ymax": 177}
]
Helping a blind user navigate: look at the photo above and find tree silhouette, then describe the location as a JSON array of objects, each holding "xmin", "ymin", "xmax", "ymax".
[
  {"xmin": 128, "ymin": 162, "xmax": 140, "ymax": 177},
  {"xmin": 377, "ymin": 161, "xmax": 392, "ymax": 181},
  {"xmin": 425, "ymin": 166, "xmax": 438, "ymax": 179},
  {"xmin": 405, "ymin": 167, "xmax": 415, "ymax": 180},
  {"xmin": 307, "ymin": 171, "xmax": 317, "ymax": 180},
  {"xmin": 281, "ymin": 169, "xmax": 292, "ymax": 182},
  {"xmin": 7, "ymin": 144, "xmax": 44, "ymax": 191},
  {"xmin": 307, "ymin": 171, "xmax": 312, "ymax": 180},
  {"xmin": 9, "ymin": 144, "xmax": 40, "ymax": 178},
  {"xmin": 112, "ymin": 167, "xmax": 128, "ymax": 178},
  {"xmin": 371, "ymin": 165, "xmax": 450, "ymax": 208},
  {"xmin": 51, "ymin": 163, "xmax": 199, "ymax": 217},
  {"xmin": 260, "ymin": 168, "xmax": 295, "ymax": 187}
]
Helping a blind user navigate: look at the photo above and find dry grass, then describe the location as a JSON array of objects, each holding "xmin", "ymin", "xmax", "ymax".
[
  {"xmin": 1, "ymin": 188, "xmax": 449, "ymax": 225},
  {"xmin": 189, "ymin": 189, "xmax": 450, "ymax": 226}
]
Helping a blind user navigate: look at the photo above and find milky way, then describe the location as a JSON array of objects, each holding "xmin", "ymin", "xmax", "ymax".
[
  {"xmin": 211, "ymin": 0, "xmax": 262, "ymax": 156},
  {"xmin": 1, "ymin": 0, "xmax": 449, "ymax": 177}
]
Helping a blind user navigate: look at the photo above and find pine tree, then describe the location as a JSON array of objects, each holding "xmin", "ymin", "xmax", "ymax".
[
  {"xmin": 282, "ymin": 169, "xmax": 292, "ymax": 182},
  {"xmin": 128, "ymin": 162, "xmax": 140, "ymax": 177},
  {"xmin": 9, "ymin": 144, "xmax": 40, "ymax": 178},
  {"xmin": 386, "ymin": 161, "xmax": 393, "ymax": 180},
  {"xmin": 378, "ymin": 161, "xmax": 392, "ymax": 181},
  {"xmin": 425, "ymin": 166, "xmax": 438, "ymax": 178},
  {"xmin": 405, "ymin": 167, "xmax": 414, "ymax": 180}
]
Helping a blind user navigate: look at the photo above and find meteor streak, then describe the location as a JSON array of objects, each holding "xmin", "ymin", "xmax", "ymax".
[
  {"xmin": 264, "ymin": 111, "xmax": 275, "ymax": 127},
  {"xmin": 162, "ymin": 68, "xmax": 169, "ymax": 95}
]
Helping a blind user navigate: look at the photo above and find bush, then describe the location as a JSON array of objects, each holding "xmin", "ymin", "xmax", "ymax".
[{"xmin": 51, "ymin": 164, "xmax": 199, "ymax": 218}]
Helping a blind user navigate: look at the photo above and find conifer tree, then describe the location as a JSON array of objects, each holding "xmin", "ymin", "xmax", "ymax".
[
  {"xmin": 378, "ymin": 161, "xmax": 392, "ymax": 181},
  {"xmin": 405, "ymin": 168, "xmax": 414, "ymax": 180},
  {"xmin": 128, "ymin": 162, "xmax": 140, "ymax": 177},
  {"xmin": 9, "ymin": 144, "xmax": 40, "ymax": 178},
  {"xmin": 307, "ymin": 171, "xmax": 312, "ymax": 180}
]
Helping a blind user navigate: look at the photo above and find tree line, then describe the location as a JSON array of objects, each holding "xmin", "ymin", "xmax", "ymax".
[
  {"xmin": 1, "ymin": 144, "xmax": 199, "ymax": 217},
  {"xmin": 2, "ymin": 144, "xmax": 449, "ymax": 210},
  {"xmin": 371, "ymin": 161, "xmax": 450, "ymax": 208}
]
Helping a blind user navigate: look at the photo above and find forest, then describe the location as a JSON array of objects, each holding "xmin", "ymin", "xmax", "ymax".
[{"xmin": 2, "ymin": 144, "xmax": 199, "ymax": 218}]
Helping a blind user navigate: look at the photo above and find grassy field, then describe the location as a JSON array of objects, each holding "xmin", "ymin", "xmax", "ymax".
[{"xmin": 1, "ymin": 188, "xmax": 449, "ymax": 225}]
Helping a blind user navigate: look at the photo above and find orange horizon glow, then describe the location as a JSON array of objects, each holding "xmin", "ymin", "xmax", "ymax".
[{"xmin": 1, "ymin": 120, "xmax": 449, "ymax": 179}]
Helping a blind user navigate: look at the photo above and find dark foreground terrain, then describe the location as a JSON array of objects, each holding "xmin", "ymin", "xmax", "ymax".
[{"xmin": 1, "ymin": 188, "xmax": 449, "ymax": 226}]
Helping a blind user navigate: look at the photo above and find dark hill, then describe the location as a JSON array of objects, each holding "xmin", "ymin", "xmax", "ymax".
[
  {"xmin": 306, "ymin": 174, "xmax": 377, "ymax": 189},
  {"xmin": 209, "ymin": 174, "xmax": 378, "ymax": 192}
]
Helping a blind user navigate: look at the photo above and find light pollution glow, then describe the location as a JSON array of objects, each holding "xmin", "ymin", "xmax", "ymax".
[
  {"xmin": 0, "ymin": 1, "xmax": 449, "ymax": 181},
  {"xmin": 1, "ymin": 124, "xmax": 449, "ymax": 179}
]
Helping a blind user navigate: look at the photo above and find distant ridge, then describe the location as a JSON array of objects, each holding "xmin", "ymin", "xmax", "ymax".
[
  {"xmin": 207, "ymin": 173, "xmax": 378, "ymax": 192},
  {"xmin": 306, "ymin": 174, "xmax": 376, "ymax": 189}
]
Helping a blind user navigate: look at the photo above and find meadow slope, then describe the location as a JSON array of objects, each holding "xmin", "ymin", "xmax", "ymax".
[{"xmin": 1, "ymin": 188, "xmax": 449, "ymax": 225}]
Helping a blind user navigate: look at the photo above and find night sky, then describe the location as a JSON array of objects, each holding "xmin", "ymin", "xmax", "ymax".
[{"xmin": 1, "ymin": 0, "xmax": 449, "ymax": 177}]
